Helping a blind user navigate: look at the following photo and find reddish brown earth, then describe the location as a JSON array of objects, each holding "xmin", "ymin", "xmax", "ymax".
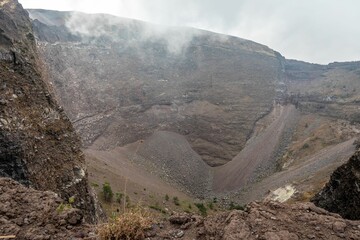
[
  {"xmin": 0, "ymin": 0, "xmax": 98, "ymax": 222},
  {"xmin": 151, "ymin": 201, "xmax": 360, "ymax": 240},
  {"xmin": 0, "ymin": 177, "xmax": 96, "ymax": 240}
]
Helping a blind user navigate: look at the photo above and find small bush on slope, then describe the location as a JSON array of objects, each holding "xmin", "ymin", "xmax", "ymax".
[{"xmin": 102, "ymin": 182, "xmax": 113, "ymax": 202}]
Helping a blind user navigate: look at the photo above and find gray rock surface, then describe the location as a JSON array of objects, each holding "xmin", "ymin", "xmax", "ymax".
[{"xmin": 312, "ymin": 149, "xmax": 360, "ymax": 220}]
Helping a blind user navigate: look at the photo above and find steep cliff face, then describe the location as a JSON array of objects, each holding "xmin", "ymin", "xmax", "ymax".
[
  {"xmin": 28, "ymin": 9, "xmax": 284, "ymax": 166},
  {"xmin": 311, "ymin": 149, "xmax": 360, "ymax": 220},
  {"xmin": 28, "ymin": 10, "xmax": 360, "ymax": 168},
  {"xmin": 0, "ymin": 0, "xmax": 97, "ymax": 222},
  {"xmin": 285, "ymin": 60, "xmax": 360, "ymax": 123}
]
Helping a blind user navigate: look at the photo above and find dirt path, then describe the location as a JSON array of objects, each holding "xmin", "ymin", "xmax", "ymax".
[{"xmin": 213, "ymin": 104, "xmax": 298, "ymax": 192}]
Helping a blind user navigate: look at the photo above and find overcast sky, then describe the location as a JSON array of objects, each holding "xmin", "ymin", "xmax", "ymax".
[{"xmin": 19, "ymin": 0, "xmax": 360, "ymax": 64}]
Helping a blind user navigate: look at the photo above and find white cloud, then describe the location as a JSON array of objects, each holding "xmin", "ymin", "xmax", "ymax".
[{"xmin": 19, "ymin": 0, "xmax": 360, "ymax": 64}]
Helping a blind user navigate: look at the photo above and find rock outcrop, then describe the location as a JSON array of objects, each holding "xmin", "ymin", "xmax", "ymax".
[
  {"xmin": 0, "ymin": 178, "xmax": 96, "ymax": 239},
  {"xmin": 0, "ymin": 0, "xmax": 97, "ymax": 222},
  {"xmin": 312, "ymin": 150, "xmax": 360, "ymax": 220},
  {"xmin": 154, "ymin": 201, "xmax": 360, "ymax": 239},
  {"xmin": 285, "ymin": 60, "xmax": 360, "ymax": 123}
]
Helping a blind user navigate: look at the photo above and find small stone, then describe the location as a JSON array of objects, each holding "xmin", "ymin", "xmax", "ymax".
[
  {"xmin": 66, "ymin": 209, "xmax": 83, "ymax": 225},
  {"xmin": 176, "ymin": 230, "xmax": 185, "ymax": 238},
  {"xmin": 336, "ymin": 233, "xmax": 346, "ymax": 238},
  {"xmin": 169, "ymin": 214, "xmax": 191, "ymax": 225},
  {"xmin": 263, "ymin": 231, "xmax": 280, "ymax": 240},
  {"xmin": 0, "ymin": 99, "xmax": 7, "ymax": 105},
  {"xmin": 333, "ymin": 221, "xmax": 347, "ymax": 233}
]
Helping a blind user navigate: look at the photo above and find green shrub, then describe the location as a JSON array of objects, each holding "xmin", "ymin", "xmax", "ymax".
[
  {"xmin": 149, "ymin": 202, "xmax": 166, "ymax": 214},
  {"xmin": 68, "ymin": 196, "xmax": 75, "ymax": 204},
  {"xmin": 194, "ymin": 203, "xmax": 207, "ymax": 216},
  {"xmin": 173, "ymin": 196, "xmax": 180, "ymax": 206},
  {"xmin": 115, "ymin": 192, "xmax": 123, "ymax": 203},
  {"xmin": 56, "ymin": 203, "xmax": 71, "ymax": 213},
  {"xmin": 301, "ymin": 143, "xmax": 310, "ymax": 149},
  {"xmin": 102, "ymin": 182, "xmax": 113, "ymax": 202}
]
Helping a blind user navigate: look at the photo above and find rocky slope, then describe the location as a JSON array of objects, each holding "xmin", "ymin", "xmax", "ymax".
[
  {"xmin": 0, "ymin": 0, "xmax": 97, "ymax": 222},
  {"xmin": 28, "ymin": 9, "xmax": 284, "ymax": 167},
  {"xmin": 24, "ymin": 9, "xmax": 360, "ymax": 201},
  {"xmin": 133, "ymin": 131, "xmax": 211, "ymax": 197},
  {"xmin": 3, "ymin": 175, "xmax": 360, "ymax": 240},
  {"xmin": 145, "ymin": 201, "xmax": 360, "ymax": 240},
  {"xmin": 285, "ymin": 60, "xmax": 360, "ymax": 123},
  {"xmin": 28, "ymin": 9, "xmax": 360, "ymax": 169},
  {"xmin": 312, "ymin": 149, "xmax": 360, "ymax": 220},
  {"xmin": 0, "ymin": 178, "xmax": 96, "ymax": 239}
]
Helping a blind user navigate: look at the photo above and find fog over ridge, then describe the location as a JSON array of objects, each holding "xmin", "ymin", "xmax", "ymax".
[{"xmin": 20, "ymin": 0, "xmax": 360, "ymax": 64}]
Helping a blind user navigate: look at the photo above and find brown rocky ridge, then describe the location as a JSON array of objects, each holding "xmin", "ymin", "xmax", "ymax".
[
  {"xmin": 0, "ymin": 0, "xmax": 99, "ymax": 222},
  {"xmin": 312, "ymin": 149, "xmax": 360, "ymax": 220},
  {"xmin": 0, "ymin": 177, "xmax": 96, "ymax": 239}
]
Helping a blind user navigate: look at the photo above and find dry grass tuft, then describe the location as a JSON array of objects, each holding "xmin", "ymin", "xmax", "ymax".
[{"xmin": 97, "ymin": 208, "xmax": 153, "ymax": 240}]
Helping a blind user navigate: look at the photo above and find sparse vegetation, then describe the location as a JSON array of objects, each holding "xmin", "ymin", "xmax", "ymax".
[
  {"xmin": 194, "ymin": 203, "xmax": 207, "ymax": 216},
  {"xmin": 68, "ymin": 196, "xmax": 75, "ymax": 204},
  {"xmin": 126, "ymin": 195, "xmax": 131, "ymax": 208},
  {"xmin": 173, "ymin": 196, "xmax": 180, "ymax": 206},
  {"xmin": 149, "ymin": 202, "xmax": 167, "ymax": 214},
  {"xmin": 229, "ymin": 202, "xmax": 245, "ymax": 210},
  {"xmin": 102, "ymin": 182, "xmax": 113, "ymax": 202},
  {"xmin": 97, "ymin": 207, "xmax": 153, "ymax": 240},
  {"xmin": 56, "ymin": 203, "xmax": 72, "ymax": 213},
  {"xmin": 115, "ymin": 192, "xmax": 124, "ymax": 203},
  {"xmin": 301, "ymin": 143, "xmax": 310, "ymax": 149}
]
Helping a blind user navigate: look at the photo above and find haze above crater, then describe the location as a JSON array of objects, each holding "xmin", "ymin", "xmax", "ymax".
[{"xmin": 20, "ymin": 0, "xmax": 360, "ymax": 64}]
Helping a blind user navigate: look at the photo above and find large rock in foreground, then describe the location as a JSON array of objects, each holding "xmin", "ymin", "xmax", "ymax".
[
  {"xmin": 0, "ymin": 0, "xmax": 97, "ymax": 222},
  {"xmin": 312, "ymin": 150, "xmax": 360, "ymax": 220},
  {"xmin": 155, "ymin": 201, "xmax": 360, "ymax": 239},
  {"xmin": 0, "ymin": 178, "xmax": 96, "ymax": 239}
]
